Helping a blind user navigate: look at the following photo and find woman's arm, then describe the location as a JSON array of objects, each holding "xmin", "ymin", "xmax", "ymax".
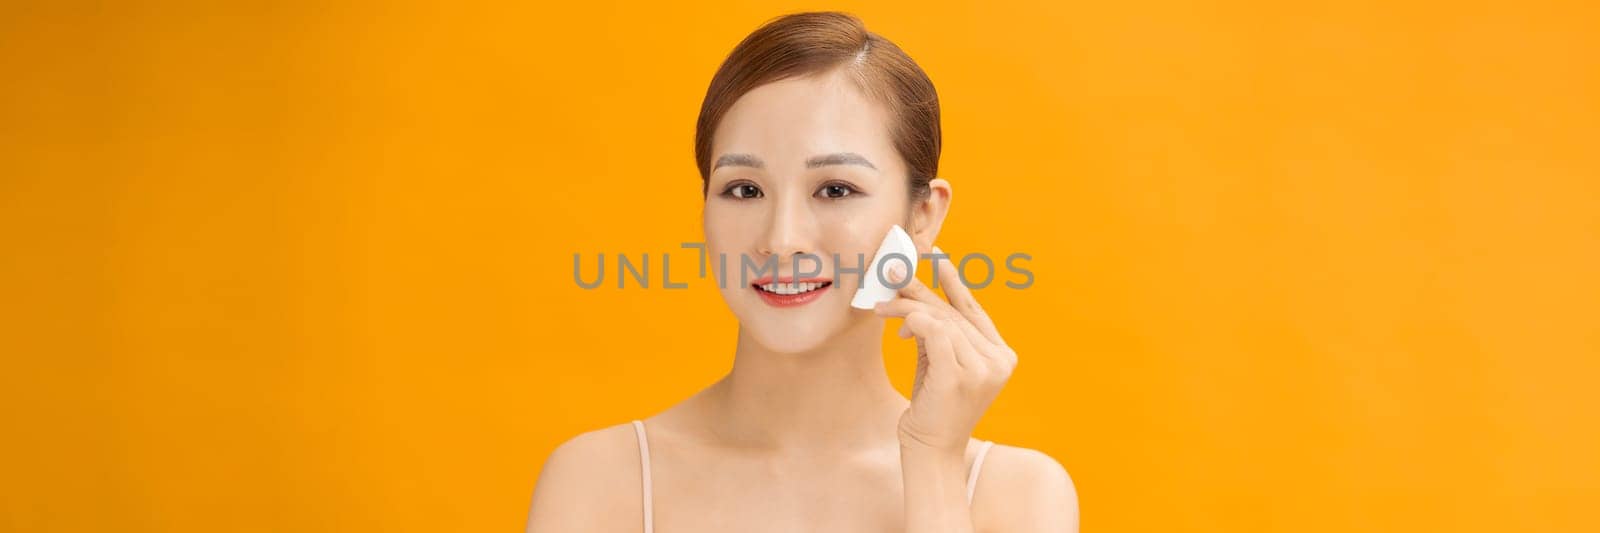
[
  {"xmin": 900, "ymin": 443, "xmax": 978, "ymax": 533},
  {"xmin": 525, "ymin": 425, "xmax": 639, "ymax": 533},
  {"xmin": 879, "ymin": 250, "xmax": 1076, "ymax": 531},
  {"xmin": 900, "ymin": 443, "xmax": 1081, "ymax": 533},
  {"xmin": 978, "ymin": 446, "xmax": 1081, "ymax": 532}
]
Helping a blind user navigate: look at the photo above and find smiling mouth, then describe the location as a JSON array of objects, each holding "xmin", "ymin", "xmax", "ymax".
[
  {"xmin": 753, "ymin": 280, "xmax": 834, "ymax": 295},
  {"xmin": 750, "ymin": 278, "xmax": 835, "ymax": 307}
]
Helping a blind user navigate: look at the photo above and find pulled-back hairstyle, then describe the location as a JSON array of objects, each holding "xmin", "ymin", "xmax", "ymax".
[{"xmin": 694, "ymin": 12, "xmax": 941, "ymax": 200}]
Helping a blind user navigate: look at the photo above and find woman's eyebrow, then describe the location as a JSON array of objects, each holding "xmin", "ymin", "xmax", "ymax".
[
  {"xmin": 713, "ymin": 153, "xmax": 764, "ymax": 170},
  {"xmin": 713, "ymin": 152, "xmax": 878, "ymax": 171},
  {"xmin": 806, "ymin": 152, "xmax": 877, "ymax": 170}
]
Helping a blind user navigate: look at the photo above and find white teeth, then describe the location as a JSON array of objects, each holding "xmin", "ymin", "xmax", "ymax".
[{"xmin": 759, "ymin": 281, "xmax": 828, "ymax": 295}]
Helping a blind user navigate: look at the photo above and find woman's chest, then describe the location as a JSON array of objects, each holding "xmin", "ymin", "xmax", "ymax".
[{"xmin": 648, "ymin": 452, "xmax": 908, "ymax": 532}]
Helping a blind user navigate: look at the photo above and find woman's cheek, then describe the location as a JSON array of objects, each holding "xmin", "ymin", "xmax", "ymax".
[
  {"xmin": 703, "ymin": 207, "xmax": 752, "ymax": 283},
  {"xmin": 824, "ymin": 198, "xmax": 904, "ymax": 241}
]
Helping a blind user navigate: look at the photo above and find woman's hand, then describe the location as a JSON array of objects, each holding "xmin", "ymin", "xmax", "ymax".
[{"xmin": 875, "ymin": 246, "xmax": 1018, "ymax": 453}]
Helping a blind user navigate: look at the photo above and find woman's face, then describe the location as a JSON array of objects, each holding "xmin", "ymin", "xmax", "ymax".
[{"xmin": 703, "ymin": 70, "xmax": 912, "ymax": 354}]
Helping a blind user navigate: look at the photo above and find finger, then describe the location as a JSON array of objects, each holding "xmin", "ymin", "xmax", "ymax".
[
  {"xmin": 877, "ymin": 292, "xmax": 1000, "ymax": 352},
  {"xmin": 904, "ymin": 311, "xmax": 962, "ymax": 370},
  {"xmin": 885, "ymin": 262, "xmax": 955, "ymax": 311},
  {"xmin": 941, "ymin": 313, "xmax": 988, "ymax": 370},
  {"xmin": 873, "ymin": 297, "xmax": 944, "ymax": 319},
  {"xmin": 930, "ymin": 246, "xmax": 1003, "ymax": 345}
]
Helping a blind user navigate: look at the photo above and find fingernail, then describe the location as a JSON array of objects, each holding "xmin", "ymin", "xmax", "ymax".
[{"xmin": 887, "ymin": 263, "xmax": 905, "ymax": 282}]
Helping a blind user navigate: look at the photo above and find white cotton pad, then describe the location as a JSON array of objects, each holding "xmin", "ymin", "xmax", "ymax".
[{"xmin": 850, "ymin": 224, "xmax": 920, "ymax": 310}]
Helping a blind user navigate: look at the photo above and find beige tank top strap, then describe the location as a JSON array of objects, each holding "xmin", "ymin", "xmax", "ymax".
[
  {"xmin": 966, "ymin": 440, "xmax": 997, "ymax": 505},
  {"xmin": 631, "ymin": 420, "xmax": 654, "ymax": 533}
]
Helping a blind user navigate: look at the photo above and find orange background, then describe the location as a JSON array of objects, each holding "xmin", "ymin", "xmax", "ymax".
[{"xmin": 3, "ymin": 1, "xmax": 1597, "ymax": 531}]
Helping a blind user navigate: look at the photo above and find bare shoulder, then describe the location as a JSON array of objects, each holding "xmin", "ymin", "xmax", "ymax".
[
  {"xmin": 525, "ymin": 422, "xmax": 644, "ymax": 533},
  {"xmin": 972, "ymin": 443, "xmax": 1080, "ymax": 533}
]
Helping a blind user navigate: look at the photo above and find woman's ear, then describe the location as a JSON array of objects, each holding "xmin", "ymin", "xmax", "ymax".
[{"xmin": 909, "ymin": 178, "xmax": 952, "ymax": 254}]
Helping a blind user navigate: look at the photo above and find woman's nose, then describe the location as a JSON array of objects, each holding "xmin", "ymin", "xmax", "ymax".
[{"xmin": 758, "ymin": 194, "xmax": 817, "ymax": 258}]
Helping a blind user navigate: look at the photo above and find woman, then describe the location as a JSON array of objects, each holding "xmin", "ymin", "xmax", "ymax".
[{"xmin": 527, "ymin": 12, "xmax": 1079, "ymax": 532}]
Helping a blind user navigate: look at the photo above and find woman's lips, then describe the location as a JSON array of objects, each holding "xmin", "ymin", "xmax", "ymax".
[{"xmin": 751, "ymin": 277, "xmax": 834, "ymax": 308}]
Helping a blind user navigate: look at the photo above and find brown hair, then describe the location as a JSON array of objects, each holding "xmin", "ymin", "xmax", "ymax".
[{"xmin": 694, "ymin": 12, "xmax": 941, "ymax": 200}]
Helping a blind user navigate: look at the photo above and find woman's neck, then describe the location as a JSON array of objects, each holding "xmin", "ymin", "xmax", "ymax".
[{"xmin": 704, "ymin": 318, "xmax": 910, "ymax": 452}]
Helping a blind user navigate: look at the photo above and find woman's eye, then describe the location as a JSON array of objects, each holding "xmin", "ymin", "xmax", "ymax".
[
  {"xmin": 817, "ymin": 183, "xmax": 856, "ymax": 199},
  {"xmin": 724, "ymin": 183, "xmax": 763, "ymax": 199}
]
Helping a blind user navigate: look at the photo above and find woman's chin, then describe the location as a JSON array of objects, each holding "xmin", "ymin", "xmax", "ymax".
[{"xmin": 741, "ymin": 315, "xmax": 850, "ymax": 354}]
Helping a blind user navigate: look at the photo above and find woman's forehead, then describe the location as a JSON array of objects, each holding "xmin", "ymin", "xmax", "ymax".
[{"xmin": 711, "ymin": 73, "xmax": 899, "ymax": 169}]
